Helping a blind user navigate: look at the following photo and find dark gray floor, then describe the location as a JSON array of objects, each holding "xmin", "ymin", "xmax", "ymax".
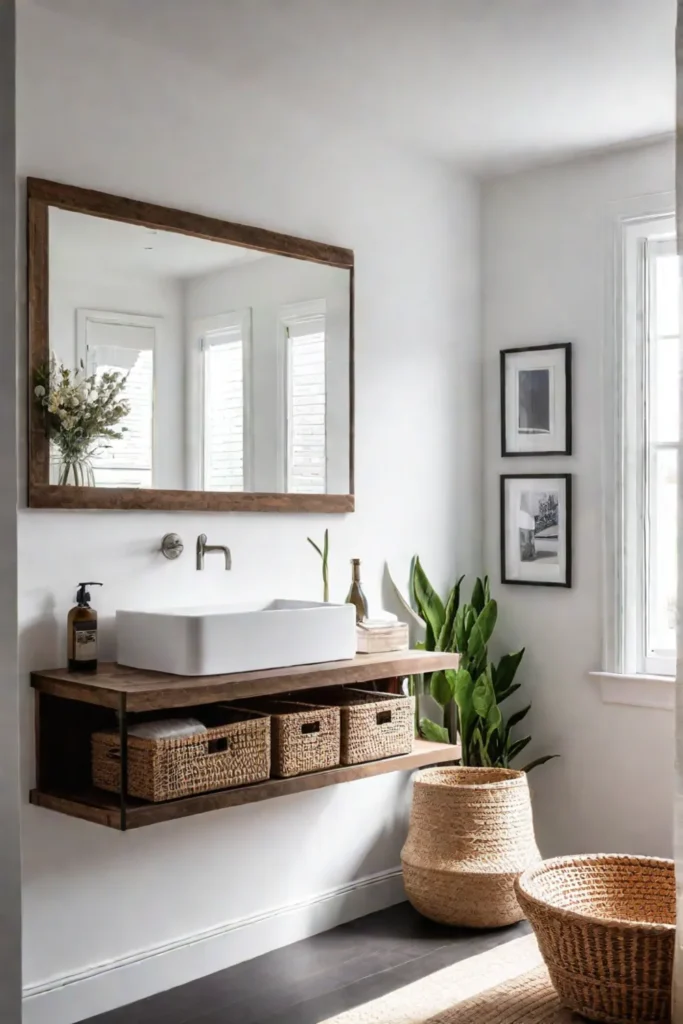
[{"xmin": 85, "ymin": 902, "xmax": 529, "ymax": 1024}]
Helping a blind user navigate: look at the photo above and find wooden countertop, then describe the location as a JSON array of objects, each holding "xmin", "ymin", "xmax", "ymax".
[{"xmin": 31, "ymin": 650, "xmax": 460, "ymax": 711}]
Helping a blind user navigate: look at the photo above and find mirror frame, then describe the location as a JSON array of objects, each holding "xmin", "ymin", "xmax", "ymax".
[{"xmin": 27, "ymin": 177, "xmax": 355, "ymax": 513}]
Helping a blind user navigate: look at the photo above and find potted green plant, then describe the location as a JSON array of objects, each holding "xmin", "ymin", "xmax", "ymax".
[{"xmin": 391, "ymin": 558, "xmax": 557, "ymax": 772}]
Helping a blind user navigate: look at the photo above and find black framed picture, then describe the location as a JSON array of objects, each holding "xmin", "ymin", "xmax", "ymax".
[
  {"xmin": 500, "ymin": 343, "xmax": 572, "ymax": 456},
  {"xmin": 500, "ymin": 474, "xmax": 572, "ymax": 587}
]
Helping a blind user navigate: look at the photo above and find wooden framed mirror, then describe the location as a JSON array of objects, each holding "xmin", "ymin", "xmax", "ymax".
[{"xmin": 27, "ymin": 178, "xmax": 354, "ymax": 513}]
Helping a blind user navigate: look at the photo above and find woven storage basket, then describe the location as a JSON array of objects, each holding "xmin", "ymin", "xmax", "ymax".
[
  {"xmin": 401, "ymin": 766, "xmax": 540, "ymax": 928},
  {"xmin": 92, "ymin": 708, "xmax": 270, "ymax": 803},
  {"xmin": 230, "ymin": 698, "xmax": 340, "ymax": 778},
  {"xmin": 515, "ymin": 855, "xmax": 675, "ymax": 1024},
  {"xmin": 293, "ymin": 687, "xmax": 414, "ymax": 764}
]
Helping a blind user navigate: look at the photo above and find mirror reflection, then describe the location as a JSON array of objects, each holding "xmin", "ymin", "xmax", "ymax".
[{"xmin": 45, "ymin": 208, "xmax": 351, "ymax": 494}]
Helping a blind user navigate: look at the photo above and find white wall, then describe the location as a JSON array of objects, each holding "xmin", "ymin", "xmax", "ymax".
[
  {"xmin": 482, "ymin": 139, "xmax": 675, "ymax": 859},
  {"xmin": 17, "ymin": 3, "xmax": 481, "ymax": 1020},
  {"xmin": 0, "ymin": 1, "xmax": 22, "ymax": 1021},
  {"xmin": 185, "ymin": 255, "xmax": 350, "ymax": 492}
]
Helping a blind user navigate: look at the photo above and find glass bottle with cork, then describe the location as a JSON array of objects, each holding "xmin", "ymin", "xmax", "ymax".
[{"xmin": 346, "ymin": 558, "xmax": 368, "ymax": 622}]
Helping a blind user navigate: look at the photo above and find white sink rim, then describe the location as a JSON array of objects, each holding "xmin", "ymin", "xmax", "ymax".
[
  {"xmin": 116, "ymin": 599, "xmax": 357, "ymax": 676},
  {"xmin": 119, "ymin": 599, "xmax": 345, "ymax": 618}
]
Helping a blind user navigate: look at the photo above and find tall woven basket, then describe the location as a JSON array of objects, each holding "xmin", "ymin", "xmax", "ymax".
[
  {"xmin": 401, "ymin": 767, "xmax": 540, "ymax": 928},
  {"xmin": 516, "ymin": 855, "xmax": 675, "ymax": 1024}
]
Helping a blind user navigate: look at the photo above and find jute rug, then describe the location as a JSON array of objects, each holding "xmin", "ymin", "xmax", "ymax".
[{"xmin": 321, "ymin": 934, "xmax": 582, "ymax": 1023}]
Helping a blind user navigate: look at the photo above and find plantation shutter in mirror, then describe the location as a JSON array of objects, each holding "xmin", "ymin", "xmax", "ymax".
[
  {"xmin": 84, "ymin": 319, "xmax": 155, "ymax": 488},
  {"xmin": 202, "ymin": 325, "xmax": 246, "ymax": 491},
  {"xmin": 286, "ymin": 313, "xmax": 327, "ymax": 494}
]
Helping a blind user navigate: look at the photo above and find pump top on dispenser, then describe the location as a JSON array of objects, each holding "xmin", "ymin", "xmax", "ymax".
[{"xmin": 67, "ymin": 582, "xmax": 103, "ymax": 673}]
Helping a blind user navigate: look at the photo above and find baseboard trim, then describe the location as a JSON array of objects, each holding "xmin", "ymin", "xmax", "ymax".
[{"xmin": 23, "ymin": 867, "xmax": 405, "ymax": 1024}]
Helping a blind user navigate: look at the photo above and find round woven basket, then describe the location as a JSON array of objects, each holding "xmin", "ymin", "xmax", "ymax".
[
  {"xmin": 401, "ymin": 766, "xmax": 540, "ymax": 928},
  {"xmin": 515, "ymin": 855, "xmax": 675, "ymax": 1024}
]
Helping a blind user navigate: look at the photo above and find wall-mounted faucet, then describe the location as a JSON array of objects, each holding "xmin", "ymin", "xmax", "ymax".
[{"xmin": 196, "ymin": 534, "xmax": 232, "ymax": 571}]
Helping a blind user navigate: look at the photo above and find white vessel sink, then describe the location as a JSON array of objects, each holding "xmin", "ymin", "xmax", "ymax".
[{"xmin": 116, "ymin": 600, "xmax": 357, "ymax": 676}]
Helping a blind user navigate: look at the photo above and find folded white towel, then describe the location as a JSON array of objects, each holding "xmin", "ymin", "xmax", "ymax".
[
  {"xmin": 358, "ymin": 614, "xmax": 400, "ymax": 630},
  {"xmin": 128, "ymin": 718, "xmax": 207, "ymax": 740}
]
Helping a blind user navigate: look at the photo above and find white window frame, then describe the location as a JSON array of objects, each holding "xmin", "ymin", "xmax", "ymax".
[
  {"xmin": 278, "ymin": 298, "xmax": 327, "ymax": 494},
  {"xmin": 602, "ymin": 193, "xmax": 678, "ymax": 689},
  {"xmin": 75, "ymin": 308, "xmax": 160, "ymax": 487},
  {"xmin": 193, "ymin": 310, "xmax": 253, "ymax": 492}
]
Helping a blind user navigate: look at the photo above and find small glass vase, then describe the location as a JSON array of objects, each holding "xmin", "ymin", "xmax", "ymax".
[{"xmin": 56, "ymin": 457, "xmax": 95, "ymax": 486}]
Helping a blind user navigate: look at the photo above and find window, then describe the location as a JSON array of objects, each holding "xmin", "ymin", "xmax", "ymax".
[
  {"xmin": 77, "ymin": 312, "xmax": 157, "ymax": 488},
  {"xmin": 615, "ymin": 210, "xmax": 679, "ymax": 677},
  {"xmin": 282, "ymin": 301, "xmax": 327, "ymax": 494},
  {"xmin": 199, "ymin": 312, "xmax": 250, "ymax": 491}
]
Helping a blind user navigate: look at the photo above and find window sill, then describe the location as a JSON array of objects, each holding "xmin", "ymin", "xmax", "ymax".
[{"xmin": 589, "ymin": 671, "xmax": 674, "ymax": 710}]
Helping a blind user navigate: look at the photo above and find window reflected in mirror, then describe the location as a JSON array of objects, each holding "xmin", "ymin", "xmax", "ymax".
[{"xmin": 45, "ymin": 207, "xmax": 351, "ymax": 496}]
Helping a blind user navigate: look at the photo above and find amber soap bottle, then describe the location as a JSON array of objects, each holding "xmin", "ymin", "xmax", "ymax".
[{"xmin": 67, "ymin": 582, "xmax": 103, "ymax": 672}]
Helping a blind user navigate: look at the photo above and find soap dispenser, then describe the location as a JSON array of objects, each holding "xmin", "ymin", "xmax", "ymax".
[{"xmin": 67, "ymin": 582, "xmax": 103, "ymax": 673}]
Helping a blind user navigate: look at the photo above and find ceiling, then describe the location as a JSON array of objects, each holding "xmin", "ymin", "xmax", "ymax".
[
  {"xmin": 33, "ymin": 0, "xmax": 675, "ymax": 173},
  {"xmin": 49, "ymin": 208, "xmax": 267, "ymax": 281}
]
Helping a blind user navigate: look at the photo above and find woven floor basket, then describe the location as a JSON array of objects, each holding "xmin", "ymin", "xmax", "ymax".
[
  {"xmin": 293, "ymin": 687, "xmax": 414, "ymax": 764},
  {"xmin": 515, "ymin": 855, "xmax": 675, "ymax": 1024},
  {"xmin": 232, "ymin": 698, "xmax": 340, "ymax": 777},
  {"xmin": 92, "ymin": 709, "xmax": 270, "ymax": 802},
  {"xmin": 402, "ymin": 766, "xmax": 540, "ymax": 928}
]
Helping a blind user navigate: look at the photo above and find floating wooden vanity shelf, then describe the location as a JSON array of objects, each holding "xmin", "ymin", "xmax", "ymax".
[{"xmin": 30, "ymin": 650, "xmax": 460, "ymax": 830}]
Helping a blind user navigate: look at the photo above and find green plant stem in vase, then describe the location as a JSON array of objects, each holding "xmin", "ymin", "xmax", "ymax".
[
  {"xmin": 307, "ymin": 529, "xmax": 330, "ymax": 602},
  {"xmin": 56, "ymin": 455, "xmax": 96, "ymax": 487}
]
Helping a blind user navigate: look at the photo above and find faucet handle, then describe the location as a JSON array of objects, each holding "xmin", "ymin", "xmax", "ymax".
[{"xmin": 161, "ymin": 533, "xmax": 184, "ymax": 560}]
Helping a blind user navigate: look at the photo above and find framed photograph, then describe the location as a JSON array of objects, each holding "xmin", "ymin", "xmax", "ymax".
[
  {"xmin": 500, "ymin": 343, "xmax": 572, "ymax": 456},
  {"xmin": 501, "ymin": 474, "xmax": 572, "ymax": 587}
]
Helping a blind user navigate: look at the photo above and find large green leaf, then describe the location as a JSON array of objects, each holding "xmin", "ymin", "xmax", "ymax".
[
  {"xmin": 488, "ymin": 728, "xmax": 507, "ymax": 767},
  {"xmin": 437, "ymin": 576, "xmax": 464, "ymax": 651},
  {"xmin": 430, "ymin": 670, "xmax": 455, "ymax": 708},
  {"xmin": 453, "ymin": 668, "xmax": 475, "ymax": 753},
  {"xmin": 453, "ymin": 668, "xmax": 474, "ymax": 711},
  {"xmin": 497, "ymin": 682, "xmax": 521, "ymax": 703},
  {"xmin": 471, "ymin": 725, "xmax": 492, "ymax": 767},
  {"xmin": 420, "ymin": 718, "xmax": 450, "ymax": 744},
  {"xmin": 470, "ymin": 577, "xmax": 486, "ymax": 615},
  {"xmin": 412, "ymin": 557, "xmax": 444, "ymax": 651},
  {"xmin": 409, "ymin": 555, "xmax": 420, "ymax": 612},
  {"xmin": 493, "ymin": 650, "xmax": 525, "ymax": 695},
  {"xmin": 467, "ymin": 600, "xmax": 498, "ymax": 663},
  {"xmin": 505, "ymin": 704, "xmax": 531, "ymax": 736},
  {"xmin": 507, "ymin": 736, "xmax": 531, "ymax": 761},
  {"xmin": 486, "ymin": 702, "xmax": 502, "ymax": 738},
  {"xmin": 472, "ymin": 665, "xmax": 496, "ymax": 718},
  {"xmin": 522, "ymin": 754, "xmax": 560, "ymax": 773},
  {"xmin": 484, "ymin": 576, "xmax": 491, "ymax": 604},
  {"xmin": 454, "ymin": 605, "xmax": 468, "ymax": 653}
]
